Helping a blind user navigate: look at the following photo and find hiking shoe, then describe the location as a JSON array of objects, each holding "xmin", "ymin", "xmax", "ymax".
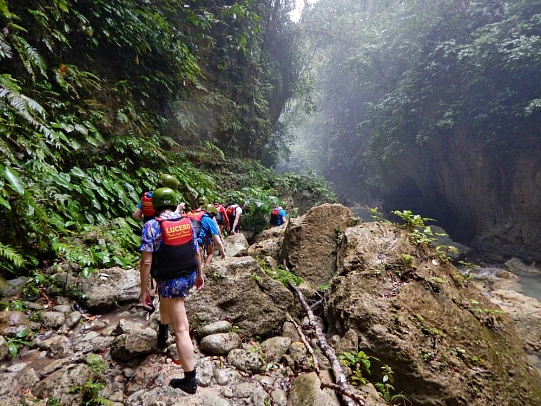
[
  {"xmin": 170, "ymin": 377, "xmax": 197, "ymax": 394},
  {"xmin": 157, "ymin": 323, "xmax": 169, "ymax": 350}
]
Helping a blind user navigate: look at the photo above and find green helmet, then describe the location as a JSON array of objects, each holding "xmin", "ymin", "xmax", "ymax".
[
  {"xmin": 159, "ymin": 174, "xmax": 179, "ymax": 189},
  {"xmin": 152, "ymin": 187, "xmax": 178, "ymax": 209},
  {"xmin": 197, "ymin": 196, "xmax": 208, "ymax": 207},
  {"xmin": 205, "ymin": 203, "xmax": 218, "ymax": 215}
]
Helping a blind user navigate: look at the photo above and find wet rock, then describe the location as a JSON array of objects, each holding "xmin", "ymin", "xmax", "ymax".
[
  {"xmin": 33, "ymin": 363, "xmax": 94, "ymax": 405},
  {"xmin": 271, "ymin": 388, "xmax": 288, "ymax": 405},
  {"xmin": 505, "ymin": 257, "xmax": 541, "ymax": 274},
  {"xmin": 281, "ymin": 320, "xmax": 301, "ymax": 342},
  {"xmin": 200, "ymin": 332, "xmax": 241, "ymax": 355},
  {"xmin": 41, "ymin": 311, "xmax": 65, "ymax": 329},
  {"xmin": 18, "ymin": 368, "xmax": 39, "ymax": 389},
  {"xmin": 64, "ymin": 310, "xmax": 82, "ymax": 328},
  {"xmin": 39, "ymin": 334, "xmax": 73, "ymax": 358},
  {"xmin": 0, "ymin": 335, "xmax": 8, "ymax": 361},
  {"xmin": 60, "ymin": 267, "xmax": 141, "ymax": 313},
  {"xmin": 0, "ymin": 311, "xmax": 28, "ymax": 337},
  {"xmin": 0, "ymin": 276, "xmax": 28, "ymax": 297},
  {"xmin": 335, "ymin": 328, "xmax": 359, "ymax": 354}
]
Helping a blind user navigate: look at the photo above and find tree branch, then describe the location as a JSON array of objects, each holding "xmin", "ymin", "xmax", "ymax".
[{"xmin": 288, "ymin": 282, "xmax": 365, "ymax": 406}]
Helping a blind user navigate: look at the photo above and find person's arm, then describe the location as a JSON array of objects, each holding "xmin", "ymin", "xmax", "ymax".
[
  {"xmin": 133, "ymin": 208, "xmax": 144, "ymax": 221},
  {"xmin": 280, "ymin": 209, "xmax": 287, "ymax": 225},
  {"xmin": 139, "ymin": 251, "xmax": 153, "ymax": 309},
  {"xmin": 175, "ymin": 202, "xmax": 185, "ymax": 214},
  {"xmin": 222, "ymin": 207, "xmax": 231, "ymax": 230},
  {"xmin": 231, "ymin": 208, "xmax": 241, "ymax": 234},
  {"xmin": 212, "ymin": 234, "xmax": 226, "ymax": 259},
  {"xmin": 193, "ymin": 232, "xmax": 204, "ymax": 290}
]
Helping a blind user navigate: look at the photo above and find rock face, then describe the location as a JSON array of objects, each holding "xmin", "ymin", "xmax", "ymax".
[
  {"xmin": 186, "ymin": 256, "xmax": 294, "ymax": 338},
  {"xmin": 380, "ymin": 131, "xmax": 541, "ymax": 262},
  {"xmin": 326, "ymin": 220, "xmax": 541, "ymax": 405},
  {"xmin": 280, "ymin": 204, "xmax": 354, "ymax": 288}
]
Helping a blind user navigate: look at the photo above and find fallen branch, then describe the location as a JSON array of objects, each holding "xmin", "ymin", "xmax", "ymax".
[
  {"xmin": 286, "ymin": 313, "xmax": 366, "ymax": 405},
  {"xmin": 288, "ymin": 282, "xmax": 365, "ymax": 406},
  {"xmin": 286, "ymin": 312, "xmax": 320, "ymax": 374}
]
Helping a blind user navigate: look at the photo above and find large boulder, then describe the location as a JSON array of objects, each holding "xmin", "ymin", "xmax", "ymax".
[
  {"xmin": 186, "ymin": 256, "xmax": 294, "ymax": 338},
  {"xmin": 325, "ymin": 221, "xmax": 541, "ymax": 406},
  {"xmin": 280, "ymin": 204, "xmax": 354, "ymax": 288},
  {"xmin": 54, "ymin": 267, "xmax": 141, "ymax": 313}
]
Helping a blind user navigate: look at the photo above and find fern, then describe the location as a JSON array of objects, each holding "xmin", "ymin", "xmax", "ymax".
[
  {"xmin": 9, "ymin": 34, "xmax": 48, "ymax": 80},
  {"xmin": 0, "ymin": 243, "xmax": 26, "ymax": 269}
]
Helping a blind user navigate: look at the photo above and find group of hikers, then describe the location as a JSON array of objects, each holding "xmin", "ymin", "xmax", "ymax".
[{"xmin": 133, "ymin": 174, "xmax": 287, "ymax": 394}]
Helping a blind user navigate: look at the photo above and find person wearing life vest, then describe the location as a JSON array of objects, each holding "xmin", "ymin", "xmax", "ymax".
[
  {"xmin": 133, "ymin": 174, "xmax": 184, "ymax": 223},
  {"xmin": 139, "ymin": 187, "xmax": 202, "ymax": 394},
  {"xmin": 186, "ymin": 196, "xmax": 226, "ymax": 265},
  {"xmin": 213, "ymin": 198, "xmax": 230, "ymax": 236},
  {"xmin": 269, "ymin": 204, "xmax": 287, "ymax": 228},
  {"xmin": 226, "ymin": 199, "xmax": 243, "ymax": 234}
]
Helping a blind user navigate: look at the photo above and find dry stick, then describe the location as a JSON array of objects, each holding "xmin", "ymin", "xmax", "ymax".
[{"xmin": 288, "ymin": 282, "xmax": 365, "ymax": 406}]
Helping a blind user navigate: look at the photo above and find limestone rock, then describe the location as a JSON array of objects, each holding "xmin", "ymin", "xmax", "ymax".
[
  {"xmin": 325, "ymin": 221, "xmax": 541, "ymax": 405},
  {"xmin": 187, "ymin": 256, "xmax": 294, "ymax": 337},
  {"xmin": 287, "ymin": 371, "xmax": 340, "ymax": 406},
  {"xmin": 223, "ymin": 233, "xmax": 249, "ymax": 257},
  {"xmin": 280, "ymin": 203, "xmax": 354, "ymax": 288}
]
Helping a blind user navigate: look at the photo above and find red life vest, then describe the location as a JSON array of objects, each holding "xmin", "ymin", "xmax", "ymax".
[
  {"xmin": 226, "ymin": 204, "xmax": 237, "ymax": 217},
  {"xmin": 270, "ymin": 208, "xmax": 280, "ymax": 226},
  {"xmin": 141, "ymin": 192, "xmax": 157, "ymax": 219},
  {"xmin": 186, "ymin": 210, "xmax": 206, "ymax": 238},
  {"xmin": 151, "ymin": 216, "xmax": 198, "ymax": 280}
]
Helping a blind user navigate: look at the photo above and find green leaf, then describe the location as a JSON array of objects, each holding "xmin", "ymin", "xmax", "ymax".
[
  {"xmin": 70, "ymin": 167, "xmax": 87, "ymax": 178},
  {"xmin": 0, "ymin": 195, "xmax": 11, "ymax": 210},
  {"xmin": 3, "ymin": 166, "xmax": 25, "ymax": 194}
]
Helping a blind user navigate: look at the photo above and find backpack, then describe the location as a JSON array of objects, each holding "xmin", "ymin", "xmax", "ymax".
[
  {"xmin": 226, "ymin": 204, "xmax": 237, "ymax": 217},
  {"xmin": 270, "ymin": 208, "xmax": 281, "ymax": 226}
]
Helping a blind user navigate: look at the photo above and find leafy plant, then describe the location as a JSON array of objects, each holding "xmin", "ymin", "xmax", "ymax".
[
  {"xmin": 7, "ymin": 329, "xmax": 32, "ymax": 358},
  {"xmin": 339, "ymin": 350, "xmax": 379, "ymax": 387},
  {"xmin": 374, "ymin": 365, "xmax": 409, "ymax": 405}
]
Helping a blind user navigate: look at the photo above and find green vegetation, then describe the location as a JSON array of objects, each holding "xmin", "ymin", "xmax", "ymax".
[
  {"xmin": 6, "ymin": 328, "xmax": 32, "ymax": 358},
  {"xmin": 0, "ymin": 0, "xmax": 338, "ymax": 285},
  {"xmin": 256, "ymin": 257, "xmax": 303, "ymax": 287}
]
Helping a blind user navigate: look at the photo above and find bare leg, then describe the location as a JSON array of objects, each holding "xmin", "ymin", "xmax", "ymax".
[{"xmin": 160, "ymin": 297, "xmax": 194, "ymax": 371}]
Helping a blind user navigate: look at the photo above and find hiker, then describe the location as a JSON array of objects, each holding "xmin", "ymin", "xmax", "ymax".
[
  {"xmin": 186, "ymin": 196, "xmax": 226, "ymax": 264},
  {"xmin": 213, "ymin": 198, "xmax": 230, "ymax": 236},
  {"xmin": 133, "ymin": 174, "xmax": 184, "ymax": 223},
  {"xmin": 226, "ymin": 199, "xmax": 243, "ymax": 235},
  {"xmin": 138, "ymin": 187, "xmax": 203, "ymax": 394},
  {"xmin": 270, "ymin": 203, "xmax": 287, "ymax": 227}
]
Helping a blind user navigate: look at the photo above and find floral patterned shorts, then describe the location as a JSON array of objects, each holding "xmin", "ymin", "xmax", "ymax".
[{"xmin": 157, "ymin": 269, "xmax": 198, "ymax": 298}]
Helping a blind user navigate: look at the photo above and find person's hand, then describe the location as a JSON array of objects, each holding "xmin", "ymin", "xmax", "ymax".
[
  {"xmin": 195, "ymin": 273, "xmax": 204, "ymax": 290},
  {"xmin": 141, "ymin": 290, "xmax": 153, "ymax": 310}
]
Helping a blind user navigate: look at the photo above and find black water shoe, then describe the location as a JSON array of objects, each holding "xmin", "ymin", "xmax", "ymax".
[
  {"xmin": 170, "ymin": 369, "xmax": 197, "ymax": 394},
  {"xmin": 157, "ymin": 323, "xmax": 169, "ymax": 350}
]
